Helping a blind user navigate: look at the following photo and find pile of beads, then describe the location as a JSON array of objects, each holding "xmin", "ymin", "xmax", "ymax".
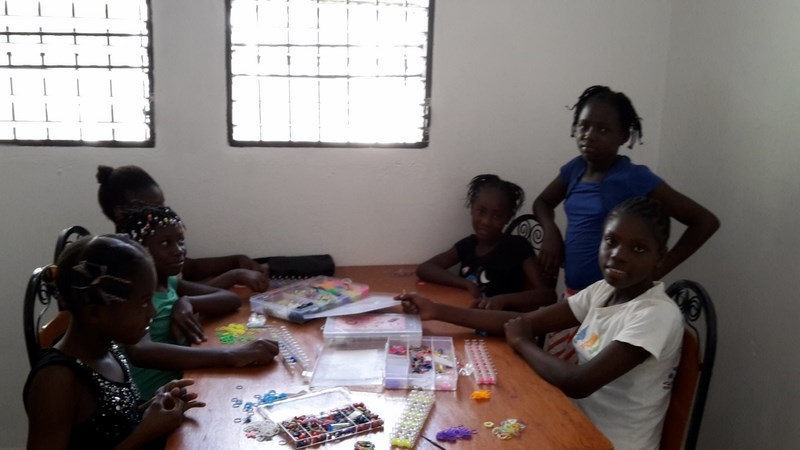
[
  {"xmin": 470, "ymin": 389, "xmax": 491, "ymax": 401},
  {"xmin": 464, "ymin": 339, "xmax": 497, "ymax": 385},
  {"xmin": 268, "ymin": 325, "xmax": 312, "ymax": 375},
  {"xmin": 243, "ymin": 419, "xmax": 281, "ymax": 441},
  {"xmin": 279, "ymin": 402, "xmax": 383, "ymax": 448},
  {"xmin": 232, "ymin": 389, "xmax": 289, "ymax": 425},
  {"xmin": 216, "ymin": 322, "xmax": 256, "ymax": 345},
  {"xmin": 389, "ymin": 390, "xmax": 436, "ymax": 448},
  {"xmin": 435, "ymin": 425, "xmax": 477, "ymax": 442},
  {"xmin": 491, "ymin": 418, "xmax": 526, "ymax": 440}
]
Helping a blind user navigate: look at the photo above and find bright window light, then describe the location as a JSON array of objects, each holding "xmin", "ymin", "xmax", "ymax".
[
  {"xmin": 0, "ymin": 0, "xmax": 153, "ymax": 146},
  {"xmin": 228, "ymin": 0, "xmax": 433, "ymax": 147}
]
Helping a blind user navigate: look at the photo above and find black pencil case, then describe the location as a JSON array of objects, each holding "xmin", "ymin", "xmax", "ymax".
[{"xmin": 255, "ymin": 254, "xmax": 335, "ymax": 280}]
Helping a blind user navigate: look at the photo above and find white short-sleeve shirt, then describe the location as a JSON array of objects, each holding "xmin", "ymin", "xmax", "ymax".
[{"xmin": 568, "ymin": 280, "xmax": 683, "ymax": 450}]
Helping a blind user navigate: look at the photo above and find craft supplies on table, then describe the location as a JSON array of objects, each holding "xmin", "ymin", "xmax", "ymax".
[
  {"xmin": 249, "ymin": 277, "xmax": 370, "ymax": 323},
  {"xmin": 464, "ymin": 339, "xmax": 497, "ymax": 385},
  {"xmin": 308, "ymin": 338, "xmax": 388, "ymax": 390},
  {"xmin": 322, "ymin": 313, "xmax": 422, "ymax": 342},
  {"xmin": 267, "ymin": 325, "xmax": 313, "ymax": 377},
  {"xmin": 385, "ymin": 336, "xmax": 457, "ymax": 390},
  {"xmin": 389, "ymin": 390, "xmax": 436, "ymax": 448},
  {"xmin": 259, "ymin": 388, "xmax": 384, "ymax": 449}
]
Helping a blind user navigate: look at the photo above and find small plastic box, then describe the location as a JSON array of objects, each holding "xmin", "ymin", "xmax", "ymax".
[
  {"xmin": 249, "ymin": 277, "xmax": 370, "ymax": 323},
  {"xmin": 309, "ymin": 338, "xmax": 388, "ymax": 391},
  {"xmin": 260, "ymin": 388, "xmax": 384, "ymax": 449},
  {"xmin": 322, "ymin": 313, "xmax": 422, "ymax": 342},
  {"xmin": 385, "ymin": 336, "xmax": 458, "ymax": 391}
]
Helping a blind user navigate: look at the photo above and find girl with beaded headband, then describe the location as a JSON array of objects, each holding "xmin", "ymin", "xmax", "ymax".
[
  {"xmin": 532, "ymin": 85, "xmax": 719, "ymax": 362},
  {"xmin": 24, "ymin": 234, "xmax": 204, "ymax": 450},
  {"xmin": 96, "ymin": 164, "xmax": 270, "ymax": 293},
  {"xmin": 416, "ymin": 174, "xmax": 556, "ymax": 312},
  {"xmin": 117, "ymin": 205, "xmax": 280, "ymax": 399}
]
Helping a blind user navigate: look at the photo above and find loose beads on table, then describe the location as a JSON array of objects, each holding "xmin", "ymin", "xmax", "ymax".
[
  {"xmin": 491, "ymin": 418, "xmax": 526, "ymax": 440},
  {"xmin": 268, "ymin": 325, "xmax": 312, "ymax": 375},
  {"xmin": 464, "ymin": 339, "xmax": 497, "ymax": 385},
  {"xmin": 216, "ymin": 322, "xmax": 257, "ymax": 345},
  {"xmin": 390, "ymin": 390, "xmax": 436, "ymax": 448}
]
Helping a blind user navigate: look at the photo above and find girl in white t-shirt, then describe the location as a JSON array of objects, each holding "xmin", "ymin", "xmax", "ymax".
[{"xmin": 397, "ymin": 196, "xmax": 683, "ymax": 450}]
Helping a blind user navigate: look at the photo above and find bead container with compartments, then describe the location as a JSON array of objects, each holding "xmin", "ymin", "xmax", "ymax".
[
  {"xmin": 384, "ymin": 336, "xmax": 458, "ymax": 391},
  {"xmin": 249, "ymin": 276, "xmax": 370, "ymax": 323},
  {"xmin": 260, "ymin": 388, "xmax": 384, "ymax": 449}
]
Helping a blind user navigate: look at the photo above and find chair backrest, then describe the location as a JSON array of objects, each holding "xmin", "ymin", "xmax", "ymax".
[
  {"xmin": 504, "ymin": 214, "xmax": 545, "ymax": 253},
  {"xmin": 53, "ymin": 225, "xmax": 91, "ymax": 263},
  {"xmin": 505, "ymin": 214, "xmax": 557, "ymax": 290},
  {"xmin": 24, "ymin": 266, "xmax": 70, "ymax": 367},
  {"xmin": 661, "ymin": 280, "xmax": 717, "ymax": 450}
]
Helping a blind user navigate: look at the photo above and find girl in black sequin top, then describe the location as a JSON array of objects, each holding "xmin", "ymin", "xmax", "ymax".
[{"xmin": 24, "ymin": 234, "xmax": 205, "ymax": 450}]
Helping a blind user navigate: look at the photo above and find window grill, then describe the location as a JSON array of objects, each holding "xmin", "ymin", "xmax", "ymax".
[
  {"xmin": 0, "ymin": 0, "xmax": 153, "ymax": 146},
  {"xmin": 228, "ymin": 0, "xmax": 433, "ymax": 147}
]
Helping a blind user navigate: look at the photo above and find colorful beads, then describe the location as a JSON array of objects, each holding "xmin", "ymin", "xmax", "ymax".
[
  {"xmin": 279, "ymin": 402, "xmax": 383, "ymax": 448},
  {"xmin": 215, "ymin": 322, "xmax": 256, "ymax": 345},
  {"xmin": 491, "ymin": 418, "xmax": 526, "ymax": 440},
  {"xmin": 435, "ymin": 425, "xmax": 477, "ymax": 442},
  {"xmin": 470, "ymin": 389, "xmax": 492, "ymax": 401}
]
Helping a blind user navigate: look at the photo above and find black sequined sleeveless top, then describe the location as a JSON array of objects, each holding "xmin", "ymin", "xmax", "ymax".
[{"xmin": 23, "ymin": 343, "xmax": 144, "ymax": 450}]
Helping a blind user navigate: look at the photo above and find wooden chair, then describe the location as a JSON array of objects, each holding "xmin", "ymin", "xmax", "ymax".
[
  {"xmin": 23, "ymin": 266, "xmax": 70, "ymax": 367},
  {"xmin": 661, "ymin": 280, "xmax": 717, "ymax": 450},
  {"xmin": 53, "ymin": 225, "xmax": 91, "ymax": 263}
]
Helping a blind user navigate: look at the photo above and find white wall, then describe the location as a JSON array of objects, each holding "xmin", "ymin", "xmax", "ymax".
[
  {"xmin": 659, "ymin": 0, "xmax": 800, "ymax": 448},
  {"xmin": 0, "ymin": 0, "xmax": 676, "ymax": 447}
]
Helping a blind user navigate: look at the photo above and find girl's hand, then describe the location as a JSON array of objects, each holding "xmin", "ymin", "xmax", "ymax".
[
  {"xmin": 464, "ymin": 282, "xmax": 482, "ymax": 299},
  {"xmin": 236, "ymin": 255, "xmax": 269, "ymax": 275},
  {"xmin": 504, "ymin": 315, "xmax": 533, "ymax": 350},
  {"xmin": 229, "ymin": 339, "xmax": 280, "ymax": 367},
  {"xmin": 394, "ymin": 292, "xmax": 439, "ymax": 321},
  {"xmin": 229, "ymin": 268, "xmax": 270, "ymax": 292},
  {"xmin": 138, "ymin": 393, "xmax": 188, "ymax": 438},
  {"xmin": 472, "ymin": 295, "xmax": 508, "ymax": 311},
  {"xmin": 155, "ymin": 379, "xmax": 205, "ymax": 410},
  {"xmin": 170, "ymin": 297, "xmax": 205, "ymax": 344},
  {"xmin": 537, "ymin": 232, "xmax": 565, "ymax": 278}
]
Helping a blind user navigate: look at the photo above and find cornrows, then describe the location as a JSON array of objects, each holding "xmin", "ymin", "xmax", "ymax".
[
  {"xmin": 609, "ymin": 197, "xmax": 671, "ymax": 247},
  {"xmin": 570, "ymin": 85, "xmax": 644, "ymax": 148},
  {"xmin": 465, "ymin": 174, "xmax": 526, "ymax": 216}
]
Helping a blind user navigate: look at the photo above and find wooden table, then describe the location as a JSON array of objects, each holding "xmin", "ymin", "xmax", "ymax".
[{"xmin": 166, "ymin": 266, "xmax": 612, "ymax": 450}]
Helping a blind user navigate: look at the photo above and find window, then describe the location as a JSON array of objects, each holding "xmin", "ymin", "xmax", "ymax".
[
  {"xmin": 228, "ymin": 0, "xmax": 434, "ymax": 147},
  {"xmin": 0, "ymin": 0, "xmax": 153, "ymax": 146}
]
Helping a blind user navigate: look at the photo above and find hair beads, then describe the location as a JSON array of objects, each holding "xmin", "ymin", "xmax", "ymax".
[
  {"xmin": 464, "ymin": 339, "xmax": 497, "ymax": 385},
  {"xmin": 390, "ymin": 390, "xmax": 435, "ymax": 448},
  {"xmin": 268, "ymin": 325, "xmax": 312, "ymax": 375}
]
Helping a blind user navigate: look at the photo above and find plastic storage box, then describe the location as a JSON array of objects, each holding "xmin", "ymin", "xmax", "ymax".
[
  {"xmin": 260, "ymin": 388, "xmax": 384, "ymax": 449},
  {"xmin": 249, "ymin": 277, "xmax": 370, "ymax": 323},
  {"xmin": 384, "ymin": 336, "xmax": 458, "ymax": 390},
  {"xmin": 322, "ymin": 313, "xmax": 422, "ymax": 342}
]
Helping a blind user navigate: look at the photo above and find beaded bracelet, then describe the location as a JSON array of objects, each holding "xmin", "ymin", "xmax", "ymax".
[{"xmin": 389, "ymin": 390, "xmax": 436, "ymax": 448}]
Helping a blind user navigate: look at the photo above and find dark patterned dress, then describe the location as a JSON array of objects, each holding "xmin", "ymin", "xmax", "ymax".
[{"xmin": 24, "ymin": 343, "xmax": 144, "ymax": 450}]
